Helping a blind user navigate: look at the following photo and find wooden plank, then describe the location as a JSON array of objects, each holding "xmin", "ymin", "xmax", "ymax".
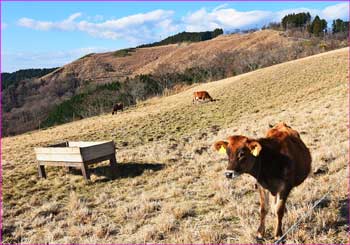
[
  {"xmin": 48, "ymin": 142, "xmax": 68, "ymax": 147},
  {"xmin": 35, "ymin": 147, "xmax": 80, "ymax": 154},
  {"xmin": 80, "ymin": 141, "xmax": 115, "ymax": 162},
  {"xmin": 35, "ymin": 152, "xmax": 83, "ymax": 162},
  {"xmin": 38, "ymin": 161, "xmax": 81, "ymax": 167},
  {"xmin": 68, "ymin": 141, "xmax": 109, "ymax": 147},
  {"xmin": 84, "ymin": 154, "xmax": 115, "ymax": 165}
]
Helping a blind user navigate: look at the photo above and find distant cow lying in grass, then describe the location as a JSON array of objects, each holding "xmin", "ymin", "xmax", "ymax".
[
  {"xmin": 214, "ymin": 122, "xmax": 311, "ymax": 240},
  {"xmin": 112, "ymin": 103, "xmax": 123, "ymax": 115},
  {"xmin": 192, "ymin": 91, "xmax": 215, "ymax": 103}
]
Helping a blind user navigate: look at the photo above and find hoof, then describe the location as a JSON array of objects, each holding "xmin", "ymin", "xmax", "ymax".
[
  {"xmin": 274, "ymin": 235, "xmax": 286, "ymax": 244},
  {"xmin": 256, "ymin": 235, "xmax": 264, "ymax": 242},
  {"xmin": 257, "ymin": 225, "xmax": 265, "ymax": 239},
  {"xmin": 256, "ymin": 231, "xmax": 264, "ymax": 240}
]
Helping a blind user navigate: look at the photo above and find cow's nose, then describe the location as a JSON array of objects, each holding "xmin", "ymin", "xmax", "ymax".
[{"xmin": 225, "ymin": 171, "xmax": 233, "ymax": 179}]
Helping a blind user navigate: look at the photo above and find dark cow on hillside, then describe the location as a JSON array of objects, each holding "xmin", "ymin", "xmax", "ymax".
[
  {"xmin": 214, "ymin": 122, "xmax": 311, "ymax": 239},
  {"xmin": 112, "ymin": 103, "xmax": 123, "ymax": 115},
  {"xmin": 192, "ymin": 91, "xmax": 214, "ymax": 103}
]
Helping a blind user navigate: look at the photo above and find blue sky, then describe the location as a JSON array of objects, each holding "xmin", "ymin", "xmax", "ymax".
[{"xmin": 2, "ymin": 1, "xmax": 349, "ymax": 72}]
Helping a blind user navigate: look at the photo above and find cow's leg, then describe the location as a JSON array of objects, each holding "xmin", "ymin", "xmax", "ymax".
[
  {"xmin": 257, "ymin": 186, "xmax": 269, "ymax": 239},
  {"xmin": 272, "ymin": 195, "xmax": 278, "ymax": 214},
  {"xmin": 274, "ymin": 188, "xmax": 291, "ymax": 239},
  {"xmin": 272, "ymin": 191, "xmax": 288, "ymax": 215}
]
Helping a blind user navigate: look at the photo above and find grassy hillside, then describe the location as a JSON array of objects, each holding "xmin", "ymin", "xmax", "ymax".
[
  {"xmin": 2, "ymin": 48, "xmax": 348, "ymax": 244},
  {"xmin": 4, "ymin": 30, "xmax": 348, "ymax": 136}
]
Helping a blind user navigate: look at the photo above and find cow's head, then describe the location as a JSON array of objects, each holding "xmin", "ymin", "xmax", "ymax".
[{"xmin": 214, "ymin": 136, "xmax": 262, "ymax": 179}]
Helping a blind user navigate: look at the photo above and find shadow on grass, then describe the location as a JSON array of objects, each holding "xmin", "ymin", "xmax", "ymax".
[
  {"xmin": 68, "ymin": 162, "xmax": 165, "ymax": 181},
  {"xmin": 337, "ymin": 198, "xmax": 349, "ymax": 227}
]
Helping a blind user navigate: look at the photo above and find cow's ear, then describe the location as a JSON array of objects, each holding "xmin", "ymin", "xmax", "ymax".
[
  {"xmin": 247, "ymin": 140, "xmax": 262, "ymax": 157},
  {"xmin": 214, "ymin": 141, "xmax": 228, "ymax": 154}
]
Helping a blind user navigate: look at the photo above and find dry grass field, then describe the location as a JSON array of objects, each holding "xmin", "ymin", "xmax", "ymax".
[{"xmin": 2, "ymin": 48, "xmax": 349, "ymax": 244}]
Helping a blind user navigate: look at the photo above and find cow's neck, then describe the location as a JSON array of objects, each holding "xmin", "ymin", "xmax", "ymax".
[
  {"xmin": 248, "ymin": 140, "xmax": 292, "ymax": 194},
  {"xmin": 249, "ymin": 155, "xmax": 262, "ymax": 181}
]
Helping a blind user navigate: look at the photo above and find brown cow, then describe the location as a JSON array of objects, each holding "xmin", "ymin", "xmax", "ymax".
[
  {"xmin": 193, "ymin": 91, "xmax": 214, "ymax": 103},
  {"xmin": 214, "ymin": 122, "xmax": 311, "ymax": 239},
  {"xmin": 112, "ymin": 102, "xmax": 123, "ymax": 115}
]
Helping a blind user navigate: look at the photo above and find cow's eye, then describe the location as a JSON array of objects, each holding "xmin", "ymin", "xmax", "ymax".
[{"xmin": 237, "ymin": 149, "xmax": 245, "ymax": 160}]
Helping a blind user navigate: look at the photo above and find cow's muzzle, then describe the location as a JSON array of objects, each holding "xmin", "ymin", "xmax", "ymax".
[{"xmin": 224, "ymin": 170, "xmax": 241, "ymax": 179}]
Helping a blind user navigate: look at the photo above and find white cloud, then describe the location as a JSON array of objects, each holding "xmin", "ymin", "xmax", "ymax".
[
  {"xmin": 183, "ymin": 3, "xmax": 349, "ymax": 32},
  {"xmin": 17, "ymin": 13, "xmax": 81, "ymax": 31},
  {"xmin": 17, "ymin": 10, "xmax": 178, "ymax": 44},
  {"xmin": 183, "ymin": 7, "xmax": 272, "ymax": 32},
  {"xmin": 322, "ymin": 2, "xmax": 349, "ymax": 21},
  {"xmin": 2, "ymin": 47, "xmax": 111, "ymax": 72}
]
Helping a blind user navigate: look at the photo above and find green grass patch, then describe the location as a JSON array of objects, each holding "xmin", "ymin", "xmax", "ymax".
[
  {"xmin": 42, "ymin": 81, "xmax": 123, "ymax": 128},
  {"xmin": 78, "ymin": 53, "xmax": 95, "ymax": 60},
  {"xmin": 113, "ymin": 48, "xmax": 136, "ymax": 57}
]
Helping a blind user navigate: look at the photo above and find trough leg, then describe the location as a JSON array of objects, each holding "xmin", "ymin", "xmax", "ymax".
[
  {"xmin": 81, "ymin": 162, "xmax": 90, "ymax": 180},
  {"xmin": 38, "ymin": 164, "xmax": 47, "ymax": 178},
  {"xmin": 109, "ymin": 154, "xmax": 118, "ymax": 177}
]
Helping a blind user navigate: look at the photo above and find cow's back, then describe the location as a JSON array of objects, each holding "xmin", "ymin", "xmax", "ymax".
[
  {"xmin": 194, "ymin": 91, "xmax": 211, "ymax": 99},
  {"xmin": 266, "ymin": 123, "xmax": 311, "ymax": 186}
]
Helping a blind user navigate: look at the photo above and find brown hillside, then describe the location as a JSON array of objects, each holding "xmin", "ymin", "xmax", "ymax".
[{"xmin": 42, "ymin": 30, "xmax": 291, "ymax": 83}]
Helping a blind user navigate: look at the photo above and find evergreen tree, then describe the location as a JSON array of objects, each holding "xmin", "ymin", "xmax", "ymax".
[
  {"xmin": 321, "ymin": 19, "xmax": 328, "ymax": 33},
  {"xmin": 309, "ymin": 15, "xmax": 327, "ymax": 36},
  {"xmin": 212, "ymin": 28, "xmax": 224, "ymax": 38},
  {"xmin": 281, "ymin": 12, "xmax": 311, "ymax": 30},
  {"xmin": 311, "ymin": 16, "xmax": 322, "ymax": 36},
  {"xmin": 332, "ymin": 19, "xmax": 349, "ymax": 33}
]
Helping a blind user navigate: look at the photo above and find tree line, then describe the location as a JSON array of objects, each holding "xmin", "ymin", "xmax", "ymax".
[
  {"xmin": 2, "ymin": 67, "xmax": 58, "ymax": 91},
  {"xmin": 137, "ymin": 28, "xmax": 223, "ymax": 48},
  {"xmin": 264, "ymin": 12, "xmax": 348, "ymax": 36}
]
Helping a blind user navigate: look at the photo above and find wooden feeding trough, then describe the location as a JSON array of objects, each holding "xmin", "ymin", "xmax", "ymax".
[{"xmin": 34, "ymin": 141, "xmax": 117, "ymax": 180}]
